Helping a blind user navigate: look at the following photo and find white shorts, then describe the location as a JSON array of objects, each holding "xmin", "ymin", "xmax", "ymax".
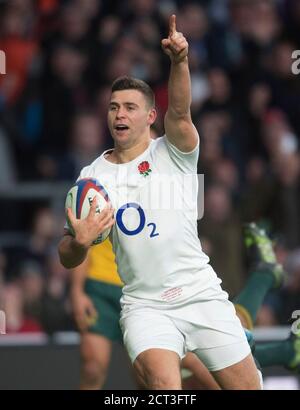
[{"xmin": 120, "ymin": 296, "xmax": 251, "ymax": 372}]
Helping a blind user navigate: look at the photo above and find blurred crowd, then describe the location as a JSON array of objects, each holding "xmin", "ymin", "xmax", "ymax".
[{"xmin": 0, "ymin": 0, "xmax": 300, "ymax": 335}]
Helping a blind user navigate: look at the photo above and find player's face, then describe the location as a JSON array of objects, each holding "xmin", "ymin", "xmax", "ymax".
[{"xmin": 107, "ymin": 89, "xmax": 156, "ymax": 147}]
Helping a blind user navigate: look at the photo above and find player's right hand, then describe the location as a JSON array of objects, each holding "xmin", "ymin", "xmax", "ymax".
[
  {"xmin": 66, "ymin": 197, "xmax": 115, "ymax": 248},
  {"xmin": 71, "ymin": 290, "xmax": 98, "ymax": 332},
  {"xmin": 161, "ymin": 15, "xmax": 189, "ymax": 64}
]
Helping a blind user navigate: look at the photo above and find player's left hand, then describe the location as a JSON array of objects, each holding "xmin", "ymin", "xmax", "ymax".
[
  {"xmin": 161, "ymin": 15, "xmax": 188, "ymax": 64},
  {"xmin": 71, "ymin": 289, "xmax": 98, "ymax": 332}
]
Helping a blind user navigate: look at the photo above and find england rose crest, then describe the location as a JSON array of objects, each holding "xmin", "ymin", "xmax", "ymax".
[{"xmin": 138, "ymin": 161, "xmax": 152, "ymax": 177}]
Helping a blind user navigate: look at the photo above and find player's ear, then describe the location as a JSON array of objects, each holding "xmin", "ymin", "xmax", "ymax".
[{"xmin": 147, "ymin": 107, "xmax": 157, "ymax": 126}]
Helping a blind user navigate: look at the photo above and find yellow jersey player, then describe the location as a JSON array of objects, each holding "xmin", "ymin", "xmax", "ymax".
[{"xmin": 70, "ymin": 239, "xmax": 123, "ymax": 389}]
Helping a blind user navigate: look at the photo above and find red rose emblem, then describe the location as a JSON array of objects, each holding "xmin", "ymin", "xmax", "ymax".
[
  {"xmin": 138, "ymin": 161, "xmax": 149, "ymax": 173},
  {"xmin": 138, "ymin": 161, "xmax": 152, "ymax": 177}
]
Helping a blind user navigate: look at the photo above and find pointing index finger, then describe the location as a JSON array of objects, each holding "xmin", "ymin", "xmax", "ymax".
[{"xmin": 169, "ymin": 14, "xmax": 176, "ymax": 36}]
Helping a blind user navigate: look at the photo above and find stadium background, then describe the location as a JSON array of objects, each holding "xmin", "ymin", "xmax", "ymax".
[{"xmin": 0, "ymin": 0, "xmax": 300, "ymax": 389}]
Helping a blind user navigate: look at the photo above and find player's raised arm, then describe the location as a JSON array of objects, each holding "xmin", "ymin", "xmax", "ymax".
[{"xmin": 162, "ymin": 15, "xmax": 199, "ymax": 152}]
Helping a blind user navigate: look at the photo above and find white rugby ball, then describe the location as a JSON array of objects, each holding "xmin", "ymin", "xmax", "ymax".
[{"xmin": 65, "ymin": 178, "xmax": 111, "ymax": 245}]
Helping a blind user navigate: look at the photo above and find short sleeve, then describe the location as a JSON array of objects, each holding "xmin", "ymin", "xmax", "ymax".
[
  {"xmin": 76, "ymin": 166, "xmax": 89, "ymax": 182},
  {"xmin": 163, "ymin": 135, "xmax": 199, "ymax": 174}
]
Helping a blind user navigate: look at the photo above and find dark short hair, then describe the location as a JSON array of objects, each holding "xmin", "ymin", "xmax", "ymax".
[{"xmin": 111, "ymin": 76, "xmax": 155, "ymax": 108}]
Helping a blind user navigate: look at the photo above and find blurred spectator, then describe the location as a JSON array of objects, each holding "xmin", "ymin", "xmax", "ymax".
[
  {"xmin": 103, "ymin": 48, "xmax": 134, "ymax": 84},
  {"xmin": 37, "ymin": 111, "xmax": 108, "ymax": 181},
  {"xmin": 198, "ymin": 184, "xmax": 245, "ymax": 297},
  {"xmin": 177, "ymin": 3, "xmax": 210, "ymax": 68},
  {"xmin": 3, "ymin": 282, "xmax": 43, "ymax": 333},
  {"xmin": 122, "ymin": 0, "xmax": 161, "ymax": 20},
  {"xmin": 40, "ymin": 43, "xmax": 89, "ymax": 156},
  {"xmin": 262, "ymin": 108, "xmax": 298, "ymax": 159},
  {"xmin": 189, "ymin": 50, "xmax": 210, "ymax": 114},
  {"xmin": 242, "ymin": 82, "xmax": 272, "ymax": 158},
  {"xmin": 266, "ymin": 40, "xmax": 300, "ymax": 136},
  {"xmin": 97, "ymin": 14, "xmax": 121, "ymax": 50},
  {"xmin": 197, "ymin": 68, "xmax": 250, "ymax": 172},
  {"xmin": 230, "ymin": 0, "xmax": 281, "ymax": 51},
  {"xmin": 240, "ymin": 156, "xmax": 275, "ymax": 222},
  {"xmin": 0, "ymin": 127, "xmax": 17, "ymax": 186},
  {"xmin": 27, "ymin": 206, "xmax": 59, "ymax": 260},
  {"xmin": 73, "ymin": 0, "xmax": 100, "ymax": 21},
  {"xmin": 270, "ymin": 152, "xmax": 300, "ymax": 249},
  {"xmin": 42, "ymin": 248, "xmax": 73, "ymax": 333},
  {"xmin": 248, "ymin": 0, "xmax": 281, "ymax": 47},
  {"xmin": 57, "ymin": 111, "xmax": 107, "ymax": 181},
  {"xmin": 5, "ymin": 207, "xmax": 59, "ymax": 281},
  {"xmin": 0, "ymin": 1, "xmax": 39, "ymax": 106},
  {"xmin": 58, "ymin": 2, "xmax": 94, "ymax": 46},
  {"xmin": 211, "ymin": 158, "xmax": 240, "ymax": 200},
  {"xmin": 283, "ymin": 0, "xmax": 300, "ymax": 45},
  {"xmin": 4, "ymin": 256, "xmax": 73, "ymax": 334},
  {"xmin": 0, "ymin": 249, "xmax": 7, "ymax": 310},
  {"xmin": 132, "ymin": 18, "xmax": 161, "ymax": 49},
  {"xmin": 95, "ymin": 84, "xmax": 113, "ymax": 123},
  {"xmin": 18, "ymin": 260, "xmax": 45, "ymax": 325}
]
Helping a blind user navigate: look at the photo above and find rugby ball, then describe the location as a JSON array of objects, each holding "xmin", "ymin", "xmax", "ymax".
[{"xmin": 65, "ymin": 178, "xmax": 111, "ymax": 245}]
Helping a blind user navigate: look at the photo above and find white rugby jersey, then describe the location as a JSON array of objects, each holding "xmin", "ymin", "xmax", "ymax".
[{"xmin": 79, "ymin": 136, "xmax": 221, "ymax": 306}]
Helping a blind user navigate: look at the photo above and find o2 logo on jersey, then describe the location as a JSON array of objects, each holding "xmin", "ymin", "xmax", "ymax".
[{"xmin": 116, "ymin": 202, "xmax": 159, "ymax": 238}]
